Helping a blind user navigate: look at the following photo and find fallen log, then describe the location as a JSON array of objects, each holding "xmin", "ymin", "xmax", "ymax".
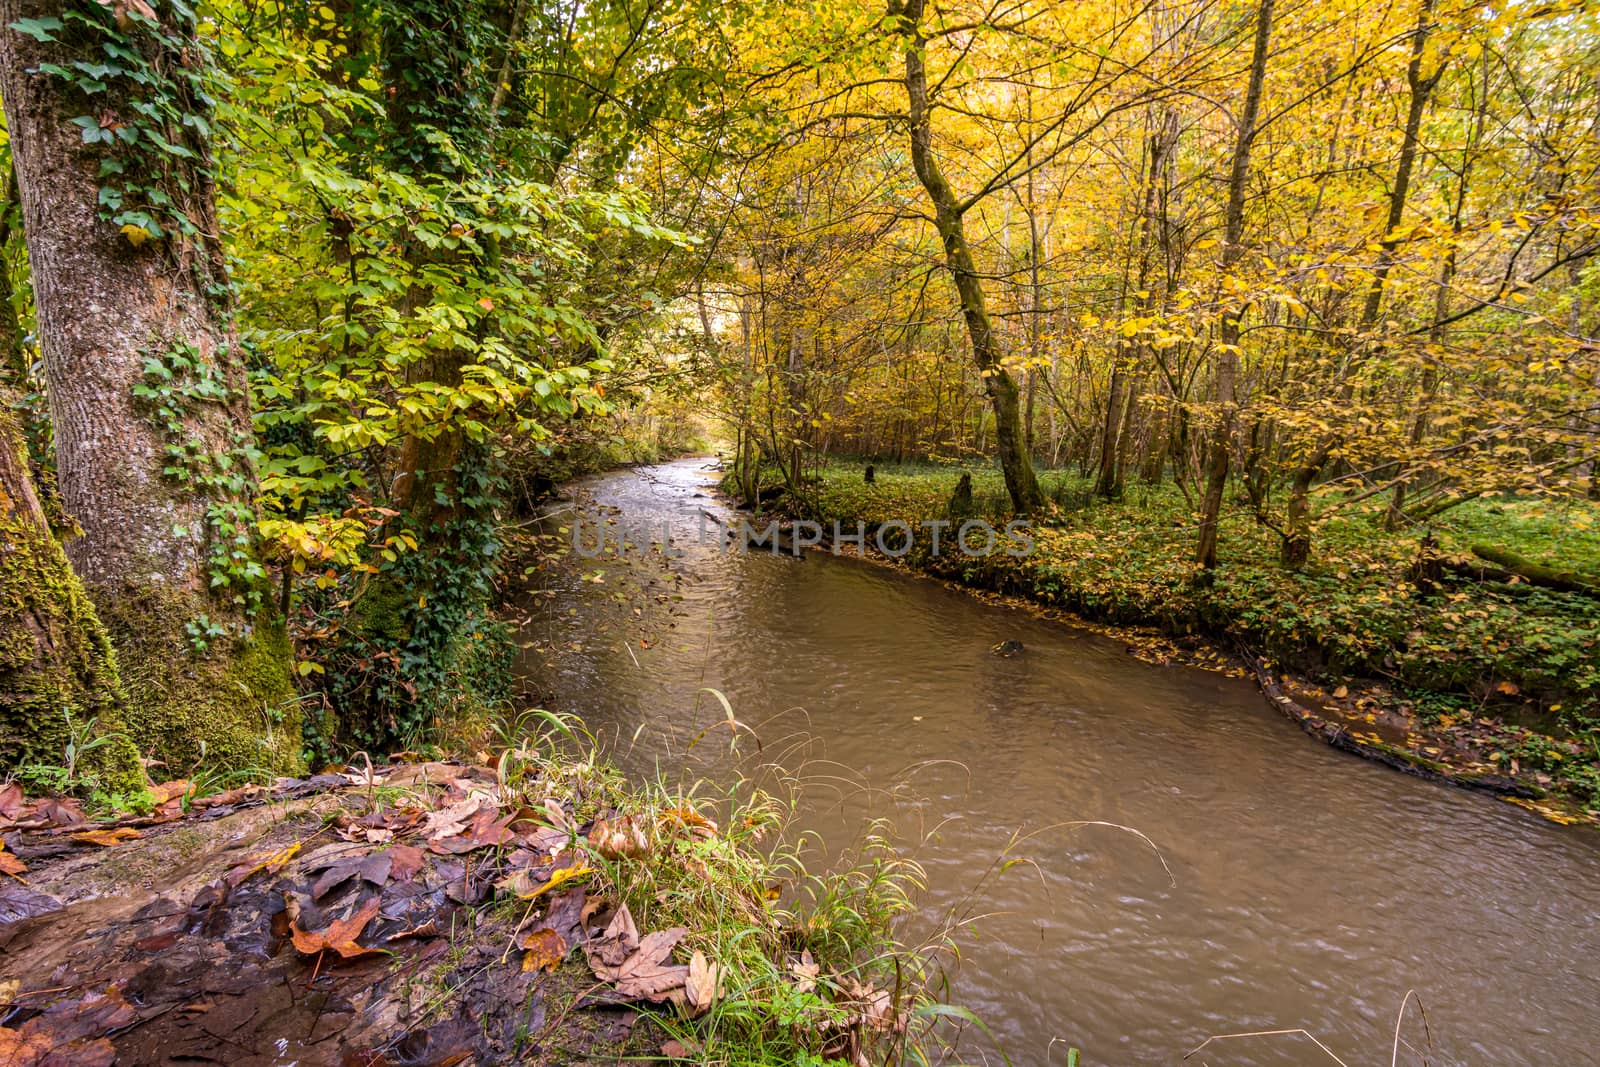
[{"xmin": 1468, "ymin": 544, "xmax": 1600, "ymax": 597}]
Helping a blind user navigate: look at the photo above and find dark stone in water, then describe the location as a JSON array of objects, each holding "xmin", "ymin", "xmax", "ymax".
[{"xmin": 992, "ymin": 640, "xmax": 1024, "ymax": 657}]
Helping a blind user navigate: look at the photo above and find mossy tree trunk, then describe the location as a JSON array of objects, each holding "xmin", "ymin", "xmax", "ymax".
[
  {"xmin": 0, "ymin": 398, "xmax": 142, "ymax": 791},
  {"xmin": 0, "ymin": 0, "xmax": 300, "ymax": 773}
]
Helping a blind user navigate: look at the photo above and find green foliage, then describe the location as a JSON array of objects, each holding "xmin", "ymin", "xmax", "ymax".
[
  {"xmin": 12, "ymin": 0, "xmax": 218, "ymax": 244},
  {"xmin": 132, "ymin": 339, "xmax": 269, "ymax": 627}
]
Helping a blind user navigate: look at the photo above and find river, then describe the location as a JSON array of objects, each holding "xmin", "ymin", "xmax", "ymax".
[{"xmin": 511, "ymin": 458, "xmax": 1600, "ymax": 1066}]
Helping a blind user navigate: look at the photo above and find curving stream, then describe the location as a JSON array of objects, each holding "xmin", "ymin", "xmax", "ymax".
[{"xmin": 512, "ymin": 458, "xmax": 1600, "ymax": 1066}]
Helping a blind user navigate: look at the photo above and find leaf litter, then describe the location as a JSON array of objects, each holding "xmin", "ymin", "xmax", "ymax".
[{"xmin": 0, "ymin": 760, "xmax": 808, "ymax": 1064}]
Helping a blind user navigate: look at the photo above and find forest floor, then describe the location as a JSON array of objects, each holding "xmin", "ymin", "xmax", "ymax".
[
  {"xmin": 0, "ymin": 744, "xmax": 916, "ymax": 1065},
  {"xmin": 780, "ymin": 462, "xmax": 1600, "ymax": 825}
]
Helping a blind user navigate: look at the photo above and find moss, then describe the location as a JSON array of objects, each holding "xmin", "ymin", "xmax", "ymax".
[
  {"xmin": 95, "ymin": 584, "xmax": 303, "ymax": 777},
  {"xmin": 0, "ymin": 512, "xmax": 144, "ymax": 794}
]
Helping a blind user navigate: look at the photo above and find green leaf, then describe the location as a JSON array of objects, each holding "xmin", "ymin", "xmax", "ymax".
[{"xmin": 8, "ymin": 16, "xmax": 63, "ymax": 41}]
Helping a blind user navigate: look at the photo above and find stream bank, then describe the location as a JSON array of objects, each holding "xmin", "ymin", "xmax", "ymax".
[
  {"xmin": 779, "ymin": 463, "xmax": 1600, "ymax": 824},
  {"xmin": 1, "ymin": 737, "xmax": 929, "ymax": 1065}
]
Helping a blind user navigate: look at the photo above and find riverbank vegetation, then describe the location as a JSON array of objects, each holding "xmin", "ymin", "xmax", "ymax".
[
  {"xmin": 0, "ymin": 710, "xmax": 945, "ymax": 1064},
  {"xmin": 787, "ymin": 462, "xmax": 1600, "ymax": 814}
]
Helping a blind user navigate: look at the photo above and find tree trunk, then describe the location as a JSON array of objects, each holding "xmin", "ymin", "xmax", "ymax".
[
  {"xmin": 897, "ymin": 0, "xmax": 1042, "ymax": 513},
  {"xmin": 1287, "ymin": 0, "xmax": 1441, "ymax": 557},
  {"xmin": 1196, "ymin": 0, "xmax": 1274, "ymax": 570},
  {"xmin": 0, "ymin": 0, "xmax": 298, "ymax": 772},
  {"xmin": 0, "ymin": 396, "xmax": 142, "ymax": 787}
]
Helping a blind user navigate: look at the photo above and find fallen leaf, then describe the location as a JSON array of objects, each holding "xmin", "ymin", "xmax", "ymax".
[
  {"xmin": 586, "ymin": 902, "xmax": 639, "ymax": 968},
  {"xmin": 586, "ymin": 904, "xmax": 689, "ymax": 1002},
  {"xmin": 610, "ymin": 928, "xmax": 689, "ymax": 1001},
  {"xmin": 70, "ymin": 826, "xmax": 143, "ymax": 847},
  {"xmin": 290, "ymin": 896, "xmax": 384, "ymax": 959},
  {"xmin": 225, "ymin": 841, "xmax": 302, "ymax": 888},
  {"xmin": 588, "ymin": 816, "xmax": 649, "ymax": 859},
  {"xmin": 0, "ymin": 985, "xmax": 133, "ymax": 1067},
  {"xmin": 389, "ymin": 844, "xmax": 425, "ymax": 882},
  {"xmin": 312, "ymin": 852, "xmax": 393, "ymax": 900},
  {"xmin": 660, "ymin": 1038, "xmax": 700, "ymax": 1059},
  {"xmin": 31, "ymin": 796, "xmax": 84, "ymax": 827},
  {"xmin": 0, "ymin": 843, "xmax": 25, "ymax": 880},
  {"xmin": 519, "ymin": 927, "xmax": 568, "ymax": 972},
  {"xmin": 685, "ymin": 950, "xmax": 718, "ymax": 1015},
  {"xmin": 0, "ymin": 783, "xmax": 24, "ymax": 820},
  {"xmin": 539, "ymin": 887, "xmax": 588, "ymax": 945},
  {"xmin": 790, "ymin": 949, "xmax": 820, "ymax": 994},
  {"xmin": 148, "ymin": 780, "xmax": 191, "ymax": 806},
  {"xmin": 423, "ymin": 795, "xmax": 484, "ymax": 840},
  {"xmin": 511, "ymin": 864, "xmax": 592, "ymax": 901},
  {"xmin": 1332, "ymin": 685, "xmax": 1349, "ymax": 699}
]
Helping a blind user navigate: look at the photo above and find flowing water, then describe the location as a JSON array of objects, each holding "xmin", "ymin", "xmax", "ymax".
[{"xmin": 511, "ymin": 458, "xmax": 1600, "ymax": 1066}]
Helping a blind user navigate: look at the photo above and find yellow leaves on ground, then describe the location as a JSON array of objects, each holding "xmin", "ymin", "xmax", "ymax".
[
  {"xmin": 509, "ymin": 863, "xmax": 592, "ymax": 901},
  {"xmin": 69, "ymin": 827, "xmax": 142, "ymax": 847},
  {"xmin": 519, "ymin": 927, "xmax": 568, "ymax": 973}
]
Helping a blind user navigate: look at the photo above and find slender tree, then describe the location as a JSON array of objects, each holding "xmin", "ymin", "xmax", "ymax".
[
  {"xmin": 1195, "ymin": 0, "xmax": 1274, "ymax": 571},
  {"xmin": 895, "ymin": 0, "xmax": 1044, "ymax": 512}
]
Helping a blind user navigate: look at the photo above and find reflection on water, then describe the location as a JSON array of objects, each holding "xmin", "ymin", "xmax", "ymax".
[{"xmin": 512, "ymin": 459, "xmax": 1600, "ymax": 1066}]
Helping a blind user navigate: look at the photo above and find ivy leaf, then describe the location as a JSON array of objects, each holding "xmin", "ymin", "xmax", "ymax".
[{"xmin": 8, "ymin": 17, "xmax": 63, "ymax": 41}]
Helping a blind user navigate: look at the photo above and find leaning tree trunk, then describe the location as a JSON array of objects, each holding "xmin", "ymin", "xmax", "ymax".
[
  {"xmin": 898, "ymin": 0, "xmax": 1042, "ymax": 513},
  {"xmin": 0, "ymin": 0, "xmax": 299, "ymax": 772},
  {"xmin": 0, "ymin": 395, "xmax": 142, "ymax": 789}
]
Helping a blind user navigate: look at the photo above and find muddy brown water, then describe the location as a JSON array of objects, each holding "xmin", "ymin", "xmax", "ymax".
[{"xmin": 513, "ymin": 458, "xmax": 1600, "ymax": 1066}]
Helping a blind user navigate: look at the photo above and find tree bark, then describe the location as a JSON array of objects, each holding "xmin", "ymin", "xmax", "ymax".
[
  {"xmin": 0, "ymin": 0, "xmax": 298, "ymax": 771},
  {"xmin": 1196, "ymin": 0, "xmax": 1274, "ymax": 570},
  {"xmin": 1, "ymin": 389, "xmax": 144, "ymax": 788},
  {"xmin": 897, "ymin": 0, "xmax": 1042, "ymax": 512}
]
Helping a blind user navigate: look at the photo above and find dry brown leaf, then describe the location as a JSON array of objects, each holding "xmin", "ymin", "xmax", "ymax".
[
  {"xmin": 0, "ymin": 783, "xmax": 26, "ymax": 821},
  {"xmin": 147, "ymin": 780, "xmax": 191, "ymax": 806},
  {"xmin": 660, "ymin": 805, "xmax": 718, "ymax": 840},
  {"xmin": 289, "ymin": 896, "xmax": 384, "ymax": 959},
  {"xmin": 31, "ymin": 796, "xmax": 84, "ymax": 827},
  {"xmin": 224, "ymin": 841, "xmax": 302, "ymax": 888},
  {"xmin": 685, "ymin": 950, "xmax": 718, "ymax": 1015},
  {"xmin": 542, "ymin": 797, "xmax": 576, "ymax": 834},
  {"xmin": 588, "ymin": 816, "xmax": 649, "ymax": 859},
  {"xmin": 389, "ymin": 844, "xmax": 425, "ymax": 882},
  {"xmin": 660, "ymin": 1038, "xmax": 700, "ymax": 1059},
  {"xmin": 586, "ymin": 902, "xmax": 640, "ymax": 968},
  {"xmin": 422, "ymin": 795, "xmax": 483, "ymax": 840},
  {"xmin": 790, "ymin": 949, "xmax": 820, "ymax": 994},
  {"xmin": 611, "ymin": 929, "xmax": 689, "ymax": 1001},
  {"xmin": 586, "ymin": 905, "xmax": 689, "ymax": 1003},
  {"xmin": 519, "ymin": 927, "xmax": 568, "ymax": 972},
  {"xmin": 70, "ymin": 826, "xmax": 142, "ymax": 847}
]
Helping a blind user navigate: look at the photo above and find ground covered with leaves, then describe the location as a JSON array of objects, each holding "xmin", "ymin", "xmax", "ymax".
[
  {"xmin": 789, "ymin": 463, "xmax": 1600, "ymax": 823},
  {"xmin": 0, "ymin": 731, "xmax": 928, "ymax": 1066}
]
